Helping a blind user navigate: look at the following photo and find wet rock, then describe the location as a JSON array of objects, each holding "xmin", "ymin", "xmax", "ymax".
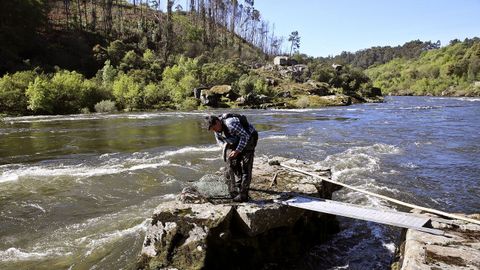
[
  {"xmin": 200, "ymin": 85, "xmax": 239, "ymax": 107},
  {"xmin": 317, "ymin": 94, "xmax": 352, "ymax": 106},
  {"xmin": 177, "ymin": 187, "xmax": 208, "ymax": 204},
  {"xmin": 193, "ymin": 87, "xmax": 208, "ymax": 99},
  {"xmin": 258, "ymin": 102, "xmax": 288, "ymax": 109},
  {"xmin": 306, "ymin": 87, "xmax": 331, "ymax": 96}
]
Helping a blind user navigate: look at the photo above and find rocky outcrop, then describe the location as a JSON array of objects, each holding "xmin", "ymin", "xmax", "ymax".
[
  {"xmin": 137, "ymin": 157, "xmax": 341, "ymax": 270},
  {"xmin": 199, "ymin": 85, "xmax": 239, "ymax": 107},
  {"xmin": 235, "ymin": 93, "xmax": 272, "ymax": 108},
  {"xmin": 305, "ymin": 81, "xmax": 332, "ymax": 96},
  {"xmin": 392, "ymin": 210, "xmax": 480, "ymax": 270}
]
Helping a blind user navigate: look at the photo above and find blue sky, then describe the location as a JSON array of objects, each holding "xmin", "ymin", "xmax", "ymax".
[{"xmin": 254, "ymin": 0, "xmax": 480, "ymax": 57}]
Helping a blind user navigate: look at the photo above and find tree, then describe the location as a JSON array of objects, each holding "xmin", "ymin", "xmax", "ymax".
[
  {"xmin": 164, "ymin": 0, "xmax": 175, "ymax": 61},
  {"xmin": 288, "ymin": 31, "xmax": 300, "ymax": 56},
  {"xmin": 0, "ymin": 71, "xmax": 36, "ymax": 115},
  {"xmin": 112, "ymin": 73, "xmax": 144, "ymax": 109},
  {"xmin": 0, "ymin": 0, "xmax": 48, "ymax": 73},
  {"xmin": 26, "ymin": 70, "xmax": 101, "ymax": 114}
]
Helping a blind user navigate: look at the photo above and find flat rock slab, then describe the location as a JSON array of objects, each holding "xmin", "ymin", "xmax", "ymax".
[
  {"xmin": 394, "ymin": 211, "xmax": 480, "ymax": 270},
  {"xmin": 235, "ymin": 202, "xmax": 305, "ymax": 236},
  {"xmin": 137, "ymin": 156, "xmax": 341, "ymax": 270},
  {"xmin": 247, "ymin": 156, "xmax": 337, "ymax": 201}
]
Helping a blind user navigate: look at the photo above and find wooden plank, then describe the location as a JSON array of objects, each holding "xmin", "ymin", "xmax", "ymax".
[
  {"xmin": 275, "ymin": 196, "xmax": 444, "ymax": 235},
  {"xmin": 278, "ymin": 163, "xmax": 480, "ymax": 226}
]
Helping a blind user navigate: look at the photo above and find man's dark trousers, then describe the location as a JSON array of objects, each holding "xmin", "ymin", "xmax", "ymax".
[{"xmin": 225, "ymin": 131, "xmax": 258, "ymax": 199}]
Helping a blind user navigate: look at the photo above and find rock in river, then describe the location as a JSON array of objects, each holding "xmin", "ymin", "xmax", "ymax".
[{"xmin": 137, "ymin": 156, "xmax": 342, "ymax": 270}]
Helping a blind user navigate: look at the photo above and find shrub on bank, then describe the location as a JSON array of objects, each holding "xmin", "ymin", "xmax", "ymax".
[
  {"xmin": 112, "ymin": 73, "xmax": 144, "ymax": 110},
  {"xmin": 0, "ymin": 71, "xmax": 36, "ymax": 115},
  {"xmin": 295, "ymin": 96, "xmax": 310, "ymax": 108},
  {"xmin": 94, "ymin": 100, "xmax": 117, "ymax": 113},
  {"xmin": 179, "ymin": 97, "xmax": 199, "ymax": 111},
  {"xmin": 201, "ymin": 60, "xmax": 246, "ymax": 86},
  {"xmin": 161, "ymin": 57, "xmax": 200, "ymax": 103},
  {"xmin": 25, "ymin": 70, "xmax": 106, "ymax": 114}
]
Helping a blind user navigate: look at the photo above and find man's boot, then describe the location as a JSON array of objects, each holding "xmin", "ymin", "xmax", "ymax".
[
  {"xmin": 233, "ymin": 181, "xmax": 249, "ymax": 202},
  {"xmin": 232, "ymin": 191, "xmax": 247, "ymax": 202},
  {"xmin": 233, "ymin": 184, "xmax": 248, "ymax": 202}
]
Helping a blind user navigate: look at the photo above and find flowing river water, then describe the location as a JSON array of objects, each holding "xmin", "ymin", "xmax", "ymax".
[{"xmin": 1, "ymin": 96, "xmax": 479, "ymax": 269}]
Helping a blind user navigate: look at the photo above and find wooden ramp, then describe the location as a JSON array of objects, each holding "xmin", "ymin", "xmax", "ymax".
[{"xmin": 275, "ymin": 196, "xmax": 444, "ymax": 235}]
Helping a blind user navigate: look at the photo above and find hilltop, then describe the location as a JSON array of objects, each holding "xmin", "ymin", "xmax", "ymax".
[
  {"xmin": 365, "ymin": 38, "xmax": 480, "ymax": 96},
  {"xmin": 313, "ymin": 38, "xmax": 480, "ymax": 97}
]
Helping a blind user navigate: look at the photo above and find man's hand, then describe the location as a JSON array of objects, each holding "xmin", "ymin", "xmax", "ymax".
[{"xmin": 228, "ymin": 150, "xmax": 240, "ymax": 159}]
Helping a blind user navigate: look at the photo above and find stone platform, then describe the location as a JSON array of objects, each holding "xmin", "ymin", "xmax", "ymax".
[{"xmin": 137, "ymin": 156, "xmax": 342, "ymax": 270}]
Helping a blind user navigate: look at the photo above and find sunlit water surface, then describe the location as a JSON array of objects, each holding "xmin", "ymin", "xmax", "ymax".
[{"xmin": 1, "ymin": 96, "xmax": 479, "ymax": 269}]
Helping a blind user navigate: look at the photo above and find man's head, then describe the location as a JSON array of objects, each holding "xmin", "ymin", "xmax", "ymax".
[{"xmin": 205, "ymin": 115, "xmax": 222, "ymax": 132}]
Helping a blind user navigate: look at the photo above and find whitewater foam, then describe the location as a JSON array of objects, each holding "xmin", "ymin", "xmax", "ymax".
[
  {"xmin": 128, "ymin": 160, "xmax": 170, "ymax": 171},
  {"xmin": 0, "ymin": 145, "xmax": 220, "ymax": 183},
  {"xmin": 159, "ymin": 146, "xmax": 220, "ymax": 158},
  {"xmin": 382, "ymin": 242, "xmax": 396, "ymax": 254},
  {"xmin": 262, "ymin": 135, "xmax": 288, "ymax": 140},
  {"xmin": 80, "ymin": 220, "xmax": 149, "ymax": 256},
  {"xmin": 0, "ymin": 247, "xmax": 71, "ymax": 262},
  {"xmin": 400, "ymin": 162, "xmax": 418, "ymax": 169},
  {"xmin": 27, "ymin": 203, "xmax": 46, "ymax": 213}
]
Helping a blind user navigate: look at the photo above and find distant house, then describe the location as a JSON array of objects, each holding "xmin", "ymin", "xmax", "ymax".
[
  {"xmin": 274, "ymin": 56, "xmax": 298, "ymax": 66},
  {"xmin": 332, "ymin": 64, "xmax": 343, "ymax": 71},
  {"xmin": 274, "ymin": 56, "xmax": 289, "ymax": 66}
]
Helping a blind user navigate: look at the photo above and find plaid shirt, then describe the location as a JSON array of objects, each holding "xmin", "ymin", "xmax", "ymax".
[{"xmin": 215, "ymin": 117, "xmax": 255, "ymax": 153}]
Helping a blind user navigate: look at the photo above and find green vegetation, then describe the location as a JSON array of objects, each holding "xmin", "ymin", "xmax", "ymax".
[
  {"xmin": 0, "ymin": 0, "xmax": 382, "ymax": 116},
  {"xmin": 323, "ymin": 40, "xmax": 442, "ymax": 69},
  {"xmin": 94, "ymin": 100, "xmax": 117, "ymax": 113},
  {"xmin": 365, "ymin": 38, "xmax": 480, "ymax": 96},
  {"xmin": 9, "ymin": 0, "xmax": 471, "ymax": 116}
]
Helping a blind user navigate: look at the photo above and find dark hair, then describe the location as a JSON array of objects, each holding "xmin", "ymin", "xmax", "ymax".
[{"xmin": 204, "ymin": 115, "xmax": 219, "ymax": 130}]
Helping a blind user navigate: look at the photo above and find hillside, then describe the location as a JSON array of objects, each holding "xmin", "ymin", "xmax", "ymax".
[
  {"xmin": 365, "ymin": 38, "xmax": 480, "ymax": 96},
  {"xmin": 318, "ymin": 40, "xmax": 442, "ymax": 69},
  {"xmin": 0, "ymin": 0, "xmax": 382, "ymax": 116}
]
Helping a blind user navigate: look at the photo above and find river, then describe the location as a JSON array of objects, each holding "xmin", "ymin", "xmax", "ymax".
[{"xmin": 1, "ymin": 96, "xmax": 479, "ymax": 269}]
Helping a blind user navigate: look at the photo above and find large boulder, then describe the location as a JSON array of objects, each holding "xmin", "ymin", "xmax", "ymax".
[
  {"xmin": 316, "ymin": 94, "xmax": 352, "ymax": 106},
  {"xmin": 193, "ymin": 87, "xmax": 208, "ymax": 99},
  {"xmin": 200, "ymin": 90, "xmax": 220, "ymax": 107},
  {"xmin": 235, "ymin": 203, "xmax": 305, "ymax": 236},
  {"xmin": 139, "ymin": 201, "xmax": 234, "ymax": 270},
  {"xmin": 305, "ymin": 81, "xmax": 332, "ymax": 96},
  {"xmin": 138, "ymin": 156, "xmax": 342, "ymax": 270},
  {"xmin": 138, "ymin": 200, "xmax": 339, "ymax": 270},
  {"xmin": 200, "ymin": 85, "xmax": 239, "ymax": 107},
  {"xmin": 236, "ymin": 93, "xmax": 271, "ymax": 107}
]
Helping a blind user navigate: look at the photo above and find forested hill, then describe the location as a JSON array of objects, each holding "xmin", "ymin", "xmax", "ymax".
[
  {"xmin": 0, "ymin": 0, "xmax": 385, "ymax": 116},
  {"xmin": 318, "ymin": 40, "xmax": 442, "ymax": 69},
  {"xmin": 365, "ymin": 38, "xmax": 480, "ymax": 96},
  {"xmin": 0, "ymin": 0, "xmax": 275, "ymax": 75}
]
